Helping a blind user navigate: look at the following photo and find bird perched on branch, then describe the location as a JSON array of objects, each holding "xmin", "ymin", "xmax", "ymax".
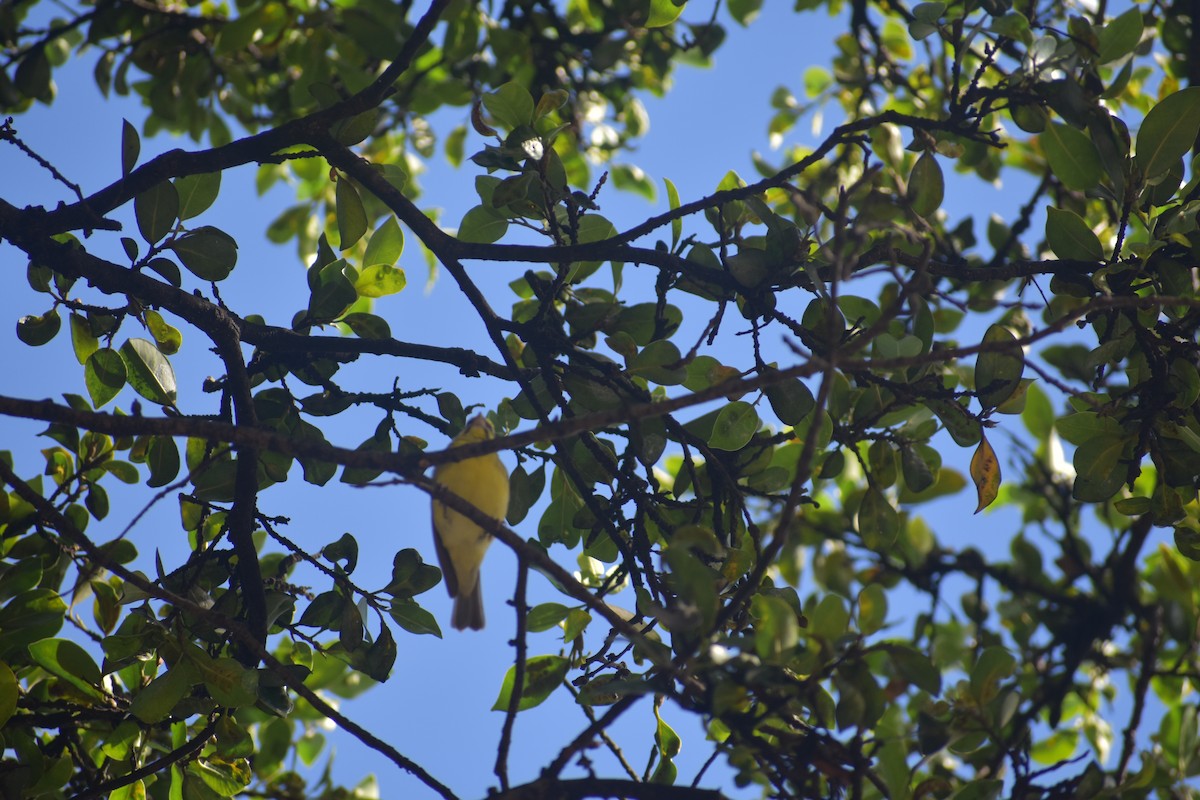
[{"xmin": 431, "ymin": 414, "xmax": 509, "ymax": 630}]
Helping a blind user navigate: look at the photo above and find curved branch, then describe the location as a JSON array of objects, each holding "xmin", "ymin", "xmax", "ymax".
[{"xmin": 69, "ymin": 718, "xmax": 217, "ymax": 800}]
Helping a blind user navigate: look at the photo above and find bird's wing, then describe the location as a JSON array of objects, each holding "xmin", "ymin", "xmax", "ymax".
[{"xmin": 432, "ymin": 508, "xmax": 460, "ymax": 597}]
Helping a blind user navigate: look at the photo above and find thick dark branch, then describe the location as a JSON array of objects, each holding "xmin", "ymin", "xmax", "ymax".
[
  {"xmin": 0, "ymin": 228, "xmax": 511, "ymax": 378},
  {"xmin": 3, "ymin": 292, "xmax": 1196, "ymax": 472}
]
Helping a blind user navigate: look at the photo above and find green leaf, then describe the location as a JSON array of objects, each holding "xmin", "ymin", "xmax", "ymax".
[
  {"xmin": 969, "ymin": 645, "xmax": 1015, "ymax": 703},
  {"xmin": 358, "ymin": 625, "xmax": 397, "ymax": 682},
  {"xmin": 135, "ymin": 181, "xmax": 179, "ymax": 245},
  {"xmin": 445, "ymin": 125, "xmax": 467, "ymax": 167},
  {"xmin": 491, "ymin": 655, "xmax": 569, "ymax": 711},
  {"xmin": 147, "ymin": 257, "xmax": 182, "ymax": 287},
  {"xmin": 130, "ymin": 666, "xmax": 192, "ymax": 724},
  {"xmin": 1096, "ymin": 6, "xmax": 1143, "ymax": 64},
  {"xmin": 727, "ymin": 0, "xmax": 762, "ymax": 26},
  {"xmin": 145, "ymin": 310, "xmax": 182, "ymax": 355},
  {"xmin": 1174, "ymin": 527, "xmax": 1200, "ymax": 561},
  {"xmin": 765, "ymin": 375, "xmax": 816, "ymax": 425},
  {"xmin": 709, "ymin": 401, "xmax": 759, "ymax": 451},
  {"xmin": 188, "ymin": 757, "xmax": 251, "ymax": 797},
  {"xmin": 1056, "ymin": 411, "xmax": 1123, "ymax": 445},
  {"xmin": 307, "ymin": 259, "xmax": 358, "ymax": 323},
  {"xmin": 121, "ymin": 119, "xmax": 139, "ymax": 176},
  {"xmin": 859, "ymin": 486, "xmax": 899, "ymax": 549},
  {"xmin": 335, "ymin": 178, "xmax": 368, "ymax": 250},
  {"xmin": 0, "ymin": 589, "xmax": 67, "ymax": 660},
  {"xmin": 197, "ymin": 657, "xmax": 259, "ymax": 708},
  {"xmin": 527, "ymin": 603, "xmax": 571, "ymax": 633},
  {"xmin": 383, "ymin": 549, "xmax": 441, "ymax": 598},
  {"xmin": 889, "ymin": 645, "xmax": 941, "ymax": 694},
  {"xmin": 1041, "ymin": 123, "xmax": 1102, "ymax": 191},
  {"xmin": 1135, "ymin": 87, "xmax": 1200, "ymax": 178},
  {"xmin": 170, "ymin": 226, "xmax": 238, "ymax": 281},
  {"xmin": 646, "ymin": 0, "xmax": 686, "ymax": 28},
  {"xmin": 907, "ymin": 151, "xmax": 944, "ymax": 216},
  {"xmin": 69, "ymin": 313, "xmax": 99, "ymax": 365},
  {"xmin": 0, "ymin": 662, "xmax": 17, "ymax": 729},
  {"xmin": 534, "ymin": 89, "xmax": 569, "ymax": 120},
  {"xmin": 900, "ymin": 444, "xmax": 937, "ymax": 493},
  {"xmin": 507, "ymin": 464, "xmax": 546, "ymax": 526},
  {"xmin": 362, "ymin": 216, "xmax": 404, "ymax": 268},
  {"xmin": 857, "ymin": 584, "xmax": 887, "ymax": 635},
  {"xmin": 354, "ymin": 264, "xmax": 406, "ymax": 298},
  {"xmin": 1072, "ymin": 434, "xmax": 1127, "ymax": 501},
  {"xmin": 175, "ymin": 172, "xmax": 222, "ymax": 220},
  {"xmin": 627, "ymin": 339, "xmax": 686, "ymax": 385},
  {"xmin": 809, "ymin": 594, "xmax": 850, "ymax": 642},
  {"xmin": 652, "ymin": 705, "xmax": 681, "ymax": 783},
  {"xmin": 120, "ymin": 338, "xmax": 177, "ymax": 406},
  {"xmin": 388, "ymin": 600, "xmax": 442, "ymax": 638},
  {"xmin": 664, "ymin": 177, "xmax": 682, "ymax": 249},
  {"xmin": 342, "ymin": 312, "xmax": 391, "ymax": 339},
  {"xmin": 85, "ymin": 348, "xmax": 126, "ymax": 408},
  {"xmin": 482, "ymin": 82, "xmax": 535, "ymax": 131},
  {"xmin": 458, "ymin": 205, "xmax": 509, "ymax": 244},
  {"xmin": 28, "ymin": 638, "xmax": 105, "ymax": 700},
  {"xmin": 17, "ymin": 309, "xmax": 61, "ymax": 346},
  {"xmin": 14, "ymin": 48, "xmax": 51, "ymax": 100},
  {"xmin": 611, "ymin": 164, "xmax": 656, "ymax": 202},
  {"xmin": 322, "ymin": 532, "xmax": 359, "ymax": 574},
  {"xmin": 332, "ymin": 108, "xmax": 379, "ymax": 146},
  {"xmin": 975, "ymin": 324, "xmax": 1024, "ymax": 411},
  {"xmin": 146, "ymin": 436, "xmax": 181, "ymax": 488},
  {"xmin": 1045, "ymin": 206, "xmax": 1103, "ymax": 261}
]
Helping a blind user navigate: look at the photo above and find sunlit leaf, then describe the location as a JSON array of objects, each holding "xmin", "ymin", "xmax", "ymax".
[
  {"xmin": 970, "ymin": 433, "xmax": 1001, "ymax": 513},
  {"xmin": 491, "ymin": 655, "xmax": 569, "ymax": 711}
]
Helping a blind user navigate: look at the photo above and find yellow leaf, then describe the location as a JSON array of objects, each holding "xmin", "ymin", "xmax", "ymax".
[{"xmin": 971, "ymin": 433, "xmax": 1001, "ymax": 514}]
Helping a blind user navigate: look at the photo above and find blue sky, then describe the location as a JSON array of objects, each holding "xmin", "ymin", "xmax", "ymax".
[{"xmin": 0, "ymin": 1, "xmax": 1163, "ymax": 797}]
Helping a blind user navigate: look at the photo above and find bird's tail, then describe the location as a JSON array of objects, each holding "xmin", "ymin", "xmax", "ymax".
[{"xmin": 452, "ymin": 579, "xmax": 485, "ymax": 630}]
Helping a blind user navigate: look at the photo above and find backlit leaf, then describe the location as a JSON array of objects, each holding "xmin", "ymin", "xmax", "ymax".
[
  {"xmin": 1045, "ymin": 206, "xmax": 1103, "ymax": 261},
  {"xmin": 491, "ymin": 655, "xmax": 569, "ymax": 711},
  {"xmin": 971, "ymin": 433, "xmax": 1001, "ymax": 513},
  {"xmin": 1136, "ymin": 87, "xmax": 1200, "ymax": 178},
  {"xmin": 1041, "ymin": 123, "xmax": 1102, "ymax": 191}
]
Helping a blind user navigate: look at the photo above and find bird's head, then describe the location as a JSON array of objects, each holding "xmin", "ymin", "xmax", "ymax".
[{"xmin": 458, "ymin": 414, "xmax": 495, "ymax": 443}]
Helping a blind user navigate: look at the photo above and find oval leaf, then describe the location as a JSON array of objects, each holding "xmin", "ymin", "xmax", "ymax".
[
  {"xmin": 335, "ymin": 178, "xmax": 368, "ymax": 250},
  {"xmin": 135, "ymin": 181, "xmax": 179, "ymax": 245},
  {"xmin": 907, "ymin": 151, "xmax": 945, "ymax": 217},
  {"xmin": 120, "ymin": 337, "xmax": 178, "ymax": 407},
  {"xmin": 971, "ymin": 433, "xmax": 1001, "ymax": 513},
  {"xmin": 85, "ymin": 348, "xmax": 127, "ymax": 408},
  {"xmin": 1041, "ymin": 123, "xmax": 1102, "ymax": 191},
  {"xmin": 175, "ymin": 172, "xmax": 222, "ymax": 220},
  {"xmin": 1045, "ymin": 206, "xmax": 1103, "ymax": 261},
  {"xmin": 492, "ymin": 655, "xmax": 569, "ymax": 712},
  {"xmin": 1136, "ymin": 87, "xmax": 1200, "ymax": 179},
  {"xmin": 709, "ymin": 401, "xmax": 760, "ymax": 451},
  {"xmin": 458, "ymin": 205, "xmax": 509, "ymax": 244},
  {"xmin": 362, "ymin": 216, "xmax": 404, "ymax": 267},
  {"xmin": 976, "ymin": 324, "xmax": 1024, "ymax": 411},
  {"xmin": 170, "ymin": 226, "xmax": 238, "ymax": 281}
]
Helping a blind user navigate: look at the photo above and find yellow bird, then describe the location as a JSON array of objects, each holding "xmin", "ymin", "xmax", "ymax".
[{"xmin": 431, "ymin": 414, "xmax": 509, "ymax": 630}]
